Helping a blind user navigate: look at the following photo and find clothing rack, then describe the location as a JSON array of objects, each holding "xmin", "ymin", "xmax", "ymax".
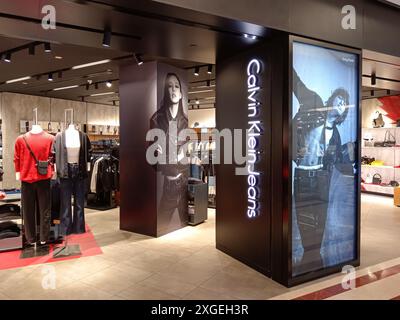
[{"xmin": 86, "ymin": 141, "xmax": 119, "ymax": 211}]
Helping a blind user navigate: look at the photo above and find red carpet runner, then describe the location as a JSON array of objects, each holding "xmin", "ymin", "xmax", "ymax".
[{"xmin": 0, "ymin": 225, "xmax": 102, "ymax": 271}]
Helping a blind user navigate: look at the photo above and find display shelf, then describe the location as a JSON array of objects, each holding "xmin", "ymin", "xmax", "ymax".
[
  {"xmin": 363, "ymin": 146, "xmax": 400, "ymax": 149},
  {"xmin": 361, "ymin": 165, "xmax": 396, "ymax": 169},
  {"xmin": 361, "ymin": 182, "xmax": 395, "ymax": 195}
]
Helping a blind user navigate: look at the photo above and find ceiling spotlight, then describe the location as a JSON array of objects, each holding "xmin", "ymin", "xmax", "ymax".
[
  {"xmin": 44, "ymin": 42, "xmax": 52, "ymax": 53},
  {"xmin": 29, "ymin": 45, "xmax": 35, "ymax": 55},
  {"xmin": 112, "ymin": 100, "xmax": 116, "ymax": 106},
  {"xmin": 86, "ymin": 84, "xmax": 90, "ymax": 90},
  {"xmin": 102, "ymin": 28, "xmax": 112, "ymax": 47},
  {"xmin": 371, "ymin": 72, "xmax": 376, "ymax": 86},
  {"xmin": 206, "ymin": 80, "xmax": 211, "ymax": 87},
  {"xmin": 81, "ymin": 96, "xmax": 85, "ymax": 102},
  {"xmin": 134, "ymin": 53, "xmax": 143, "ymax": 66},
  {"xmin": 207, "ymin": 65, "xmax": 212, "ymax": 74},
  {"xmin": 54, "ymin": 56, "xmax": 63, "ymax": 60},
  {"xmin": 2, "ymin": 52, "xmax": 11, "ymax": 63},
  {"xmin": 244, "ymin": 34, "xmax": 257, "ymax": 40},
  {"xmin": 196, "ymin": 98, "xmax": 200, "ymax": 105},
  {"xmin": 48, "ymin": 73, "xmax": 53, "ymax": 81},
  {"xmin": 371, "ymin": 90, "xmax": 374, "ymax": 96},
  {"xmin": 95, "ymin": 83, "xmax": 99, "ymax": 90},
  {"xmin": 106, "ymin": 81, "xmax": 112, "ymax": 88},
  {"xmin": 194, "ymin": 66, "xmax": 200, "ymax": 76}
]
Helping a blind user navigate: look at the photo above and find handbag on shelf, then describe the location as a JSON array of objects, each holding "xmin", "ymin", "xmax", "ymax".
[
  {"xmin": 372, "ymin": 173, "xmax": 382, "ymax": 185},
  {"xmin": 365, "ymin": 173, "xmax": 373, "ymax": 184},
  {"xmin": 390, "ymin": 180, "xmax": 400, "ymax": 187},
  {"xmin": 361, "ymin": 156, "xmax": 375, "ymax": 165},
  {"xmin": 383, "ymin": 130, "xmax": 396, "ymax": 147},
  {"xmin": 373, "ymin": 112, "xmax": 385, "ymax": 128}
]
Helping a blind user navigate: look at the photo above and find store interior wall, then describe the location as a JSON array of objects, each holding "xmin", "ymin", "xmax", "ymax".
[
  {"xmin": 188, "ymin": 109, "xmax": 216, "ymax": 128},
  {"xmin": 0, "ymin": 92, "xmax": 119, "ymax": 189},
  {"xmin": 362, "ymin": 98, "xmax": 395, "ymax": 129}
]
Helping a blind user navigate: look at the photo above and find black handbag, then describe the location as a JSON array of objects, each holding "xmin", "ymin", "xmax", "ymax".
[
  {"xmin": 23, "ymin": 135, "xmax": 49, "ymax": 176},
  {"xmin": 372, "ymin": 173, "xmax": 382, "ymax": 185},
  {"xmin": 390, "ymin": 180, "xmax": 399, "ymax": 187}
]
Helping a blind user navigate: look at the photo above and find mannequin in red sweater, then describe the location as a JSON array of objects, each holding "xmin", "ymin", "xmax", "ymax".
[{"xmin": 14, "ymin": 124, "xmax": 54, "ymax": 245}]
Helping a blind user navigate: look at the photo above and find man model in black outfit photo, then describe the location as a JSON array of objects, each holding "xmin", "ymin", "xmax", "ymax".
[{"xmin": 292, "ymin": 69, "xmax": 356, "ymax": 276}]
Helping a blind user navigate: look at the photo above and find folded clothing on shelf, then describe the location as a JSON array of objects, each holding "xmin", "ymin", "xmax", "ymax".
[
  {"xmin": 0, "ymin": 221, "xmax": 20, "ymax": 239},
  {"xmin": 0, "ymin": 204, "xmax": 21, "ymax": 220}
]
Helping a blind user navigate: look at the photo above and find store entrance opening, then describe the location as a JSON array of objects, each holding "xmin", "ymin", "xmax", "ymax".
[
  {"xmin": 359, "ymin": 49, "xmax": 400, "ymax": 268},
  {"xmin": 0, "ymin": 34, "xmax": 220, "ymax": 272}
]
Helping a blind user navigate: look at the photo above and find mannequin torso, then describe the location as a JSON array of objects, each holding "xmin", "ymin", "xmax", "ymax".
[{"xmin": 65, "ymin": 124, "xmax": 80, "ymax": 164}]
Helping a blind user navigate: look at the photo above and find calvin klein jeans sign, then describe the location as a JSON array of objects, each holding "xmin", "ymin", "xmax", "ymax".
[{"xmin": 246, "ymin": 59, "xmax": 263, "ymax": 219}]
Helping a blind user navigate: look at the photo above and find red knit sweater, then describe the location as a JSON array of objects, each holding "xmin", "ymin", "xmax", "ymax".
[{"xmin": 14, "ymin": 131, "xmax": 55, "ymax": 183}]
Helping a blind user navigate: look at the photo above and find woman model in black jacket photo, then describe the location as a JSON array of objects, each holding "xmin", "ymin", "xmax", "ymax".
[{"xmin": 150, "ymin": 73, "xmax": 189, "ymax": 229}]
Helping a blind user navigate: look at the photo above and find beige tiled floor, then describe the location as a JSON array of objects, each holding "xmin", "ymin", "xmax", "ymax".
[{"xmin": 0, "ymin": 193, "xmax": 399, "ymax": 300}]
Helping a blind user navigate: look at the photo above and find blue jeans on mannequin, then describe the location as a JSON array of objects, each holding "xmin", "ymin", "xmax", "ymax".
[{"xmin": 60, "ymin": 164, "xmax": 86, "ymax": 235}]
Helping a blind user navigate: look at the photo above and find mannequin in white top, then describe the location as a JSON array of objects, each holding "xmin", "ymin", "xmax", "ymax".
[
  {"xmin": 16, "ymin": 124, "xmax": 43, "ymax": 181},
  {"xmin": 65, "ymin": 124, "xmax": 80, "ymax": 164}
]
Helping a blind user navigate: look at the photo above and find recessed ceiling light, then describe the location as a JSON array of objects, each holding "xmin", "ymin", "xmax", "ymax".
[
  {"xmin": 90, "ymin": 92, "xmax": 115, "ymax": 97},
  {"xmin": 53, "ymin": 85, "xmax": 79, "ymax": 91},
  {"xmin": 72, "ymin": 59, "xmax": 111, "ymax": 70},
  {"xmin": 6, "ymin": 76, "xmax": 31, "ymax": 84},
  {"xmin": 54, "ymin": 56, "xmax": 63, "ymax": 60}
]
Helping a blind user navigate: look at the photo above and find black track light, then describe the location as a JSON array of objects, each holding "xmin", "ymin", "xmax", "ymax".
[
  {"xmin": 2, "ymin": 52, "xmax": 11, "ymax": 63},
  {"xmin": 86, "ymin": 84, "xmax": 90, "ymax": 91},
  {"xmin": 48, "ymin": 73, "xmax": 53, "ymax": 81},
  {"xmin": 102, "ymin": 28, "xmax": 112, "ymax": 47},
  {"xmin": 81, "ymin": 96, "xmax": 85, "ymax": 102},
  {"xmin": 134, "ymin": 53, "xmax": 143, "ymax": 66},
  {"xmin": 29, "ymin": 45, "xmax": 35, "ymax": 55},
  {"xmin": 196, "ymin": 98, "xmax": 200, "ymax": 105},
  {"xmin": 371, "ymin": 90, "xmax": 374, "ymax": 96},
  {"xmin": 44, "ymin": 42, "xmax": 52, "ymax": 53},
  {"xmin": 371, "ymin": 72, "xmax": 376, "ymax": 86},
  {"xmin": 206, "ymin": 80, "xmax": 211, "ymax": 87},
  {"xmin": 112, "ymin": 100, "xmax": 116, "ymax": 106},
  {"xmin": 95, "ymin": 83, "xmax": 99, "ymax": 90},
  {"xmin": 194, "ymin": 66, "xmax": 200, "ymax": 76},
  {"xmin": 207, "ymin": 65, "xmax": 212, "ymax": 74}
]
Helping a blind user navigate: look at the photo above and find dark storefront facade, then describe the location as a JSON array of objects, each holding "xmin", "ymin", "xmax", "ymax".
[{"xmin": 0, "ymin": 0, "xmax": 399, "ymax": 288}]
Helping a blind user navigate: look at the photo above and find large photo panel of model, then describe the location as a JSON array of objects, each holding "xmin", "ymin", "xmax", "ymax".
[
  {"xmin": 152, "ymin": 64, "xmax": 189, "ymax": 235},
  {"xmin": 291, "ymin": 41, "xmax": 359, "ymax": 277}
]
